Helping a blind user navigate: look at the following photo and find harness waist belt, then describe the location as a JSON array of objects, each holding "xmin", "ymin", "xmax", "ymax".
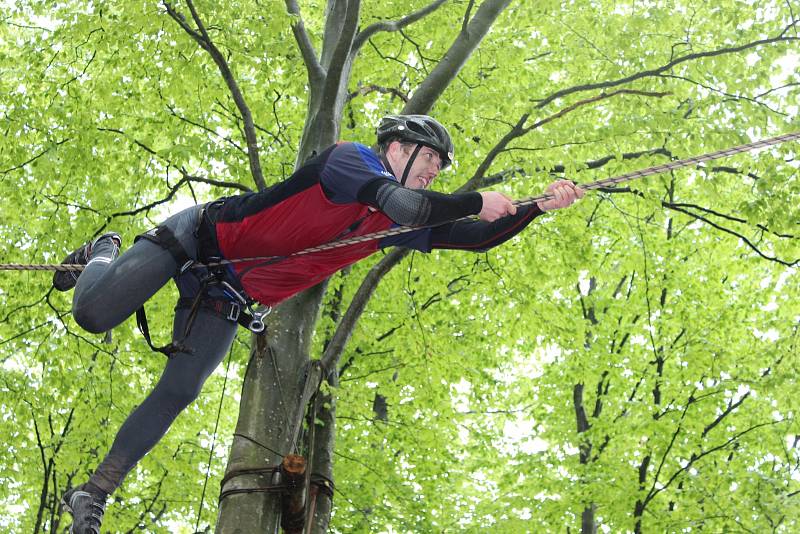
[
  {"xmin": 176, "ymin": 297, "xmax": 255, "ymax": 330},
  {"xmin": 195, "ymin": 199, "xmax": 252, "ymax": 301}
]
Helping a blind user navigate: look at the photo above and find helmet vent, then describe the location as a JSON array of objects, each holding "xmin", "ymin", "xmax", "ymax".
[{"xmin": 406, "ymin": 122, "xmax": 429, "ymax": 137}]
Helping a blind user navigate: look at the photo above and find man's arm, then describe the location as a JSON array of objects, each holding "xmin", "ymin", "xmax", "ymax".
[
  {"xmin": 429, "ymin": 205, "xmax": 543, "ymax": 252},
  {"xmin": 428, "ymin": 180, "xmax": 584, "ymax": 252},
  {"xmin": 357, "ymin": 178, "xmax": 483, "ymax": 226}
]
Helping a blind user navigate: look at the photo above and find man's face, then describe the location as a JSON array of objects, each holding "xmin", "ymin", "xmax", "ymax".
[{"xmin": 391, "ymin": 142, "xmax": 442, "ymax": 189}]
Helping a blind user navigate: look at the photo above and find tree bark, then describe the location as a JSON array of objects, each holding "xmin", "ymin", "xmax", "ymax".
[
  {"xmin": 308, "ymin": 370, "xmax": 337, "ymax": 534},
  {"xmin": 216, "ymin": 287, "xmax": 327, "ymax": 532}
]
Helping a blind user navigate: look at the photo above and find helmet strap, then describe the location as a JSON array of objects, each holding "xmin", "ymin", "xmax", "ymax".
[{"xmin": 400, "ymin": 144, "xmax": 423, "ymax": 186}]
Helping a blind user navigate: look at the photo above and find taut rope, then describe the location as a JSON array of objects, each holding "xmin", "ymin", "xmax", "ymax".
[{"xmin": 2, "ymin": 131, "xmax": 798, "ymax": 273}]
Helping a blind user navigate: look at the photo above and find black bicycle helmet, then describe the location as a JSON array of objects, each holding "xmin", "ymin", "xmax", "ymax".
[{"xmin": 377, "ymin": 114, "xmax": 454, "ymax": 169}]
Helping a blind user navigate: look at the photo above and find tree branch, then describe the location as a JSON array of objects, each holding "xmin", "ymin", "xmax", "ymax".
[
  {"xmin": 320, "ymin": 248, "xmax": 411, "ymax": 372},
  {"xmin": 0, "ymin": 138, "xmax": 72, "ymax": 177},
  {"xmin": 352, "ymin": 0, "xmax": 447, "ymax": 54},
  {"xmin": 645, "ymin": 391, "xmax": 694, "ymax": 506},
  {"xmin": 668, "ymin": 201, "xmax": 795, "ymax": 238},
  {"xmin": 318, "ymin": 0, "xmax": 362, "ymax": 117},
  {"xmin": 545, "ymin": 147, "xmax": 673, "ymax": 176},
  {"xmin": 404, "ymin": 0, "xmax": 513, "ymax": 114},
  {"xmin": 665, "ymin": 203, "xmax": 798, "ymax": 267},
  {"xmin": 163, "ymin": 1, "xmax": 267, "ymax": 190},
  {"xmin": 646, "ymin": 420, "xmax": 781, "ymax": 508},
  {"xmin": 126, "ymin": 471, "xmax": 169, "ymax": 534},
  {"xmin": 525, "ymin": 90, "xmax": 670, "ymax": 132},
  {"xmin": 462, "ymin": 0, "xmax": 476, "ymax": 34},
  {"xmin": 284, "ymin": 0, "xmax": 325, "ymax": 83},
  {"xmin": 109, "ymin": 171, "xmax": 251, "ymax": 219},
  {"xmin": 458, "ymin": 113, "xmax": 529, "ymax": 192},
  {"xmin": 339, "ymin": 363, "xmax": 405, "ymax": 383},
  {"xmin": 535, "ymin": 19, "xmax": 800, "ymax": 109},
  {"xmin": 459, "ymin": 90, "xmax": 669, "ymax": 192},
  {"xmin": 702, "ymin": 392, "xmax": 750, "ymax": 437},
  {"xmin": 346, "ymin": 83, "xmax": 409, "ymax": 103},
  {"xmin": 165, "ymin": 103, "xmax": 244, "ymax": 152},
  {"xmin": 97, "ymin": 127, "xmax": 252, "ymax": 193},
  {"xmin": 659, "ymin": 74, "xmax": 788, "ymax": 116},
  {"xmin": 610, "ymin": 187, "xmax": 798, "ymax": 266}
]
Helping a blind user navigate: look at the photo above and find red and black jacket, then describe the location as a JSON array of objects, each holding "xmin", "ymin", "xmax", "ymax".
[{"xmin": 211, "ymin": 142, "xmax": 543, "ymax": 306}]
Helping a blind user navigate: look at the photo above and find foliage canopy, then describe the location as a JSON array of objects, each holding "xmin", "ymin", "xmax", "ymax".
[{"xmin": 1, "ymin": 0, "xmax": 798, "ymax": 532}]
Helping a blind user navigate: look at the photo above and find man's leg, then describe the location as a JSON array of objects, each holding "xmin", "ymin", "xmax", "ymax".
[
  {"xmin": 60, "ymin": 204, "xmax": 227, "ymax": 533},
  {"xmin": 92, "ymin": 304, "xmax": 238, "ymax": 492},
  {"xmin": 70, "ymin": 238, "xmax": 179, "ymax": 333},
  {"xmin": 66, "ymin": 205, "xmax": 203, "ymax": 334},
  {"xmin": 65, "ymin": 304, "xmax": 238, "ymax": 532}
]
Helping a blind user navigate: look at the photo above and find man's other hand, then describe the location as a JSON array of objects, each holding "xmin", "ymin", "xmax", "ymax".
[
  {"xmin": 479, "ymin": 191, "xmax": 517, "ymax": 222},
  {"xmin": 536, "ymin": 180, "xmax": 584, "ymax": 212}
]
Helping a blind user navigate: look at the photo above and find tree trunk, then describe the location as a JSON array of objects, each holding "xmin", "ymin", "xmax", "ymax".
[
  {"xmin": 574, "ymin": 383, "xmax": 597, "ymax": 534},
  {"xmin": 215, "ymin": 0, "xmax": 513, "ymax": 530},
  {"xmin": 308, "ymin": 371, "xmax": 337, "ymax": 534},
  {"xmin": 581, "ymin": 505, "xmax": 598, "ymax": 534},
  {"xmin": 216, "ymin": 287, "xmax": 327, "ymax": 533}
]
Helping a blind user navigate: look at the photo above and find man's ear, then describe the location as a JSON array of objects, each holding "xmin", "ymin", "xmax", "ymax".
[{"xmin": 386, "ymin": 140, "xmax": 402, "ymax": 158}]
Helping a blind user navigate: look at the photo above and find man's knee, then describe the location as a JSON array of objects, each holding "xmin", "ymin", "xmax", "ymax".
[
  {"xmin": 72, "ymin": 302, "xmax": 112, "ymax": 334},
  {"xmin": 160, "ymin": 376, "xmax": 205, "ymax": 412}
]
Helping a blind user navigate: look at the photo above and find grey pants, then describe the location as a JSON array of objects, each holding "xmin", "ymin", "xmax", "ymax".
[{"xmin": 72, "ymin": 205, "xmax": 239, "ymax": 494}]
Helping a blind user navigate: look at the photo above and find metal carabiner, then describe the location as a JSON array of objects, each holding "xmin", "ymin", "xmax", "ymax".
[
  {"xmin": 247, "ymin": 306, "xmax": 271, "ymax": 334},
  {"xmin": 248, "ymin": 313, "xmax": 266, "ymax": 333},
  {"xmin": 218, "ymin": 280, "xmax": 270, "ymax": 333}
]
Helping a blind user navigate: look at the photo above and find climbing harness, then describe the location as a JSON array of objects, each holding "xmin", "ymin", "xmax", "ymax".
[{"xmin": 132, "ymin": 209, "xmax": 270, "ymax": 357}]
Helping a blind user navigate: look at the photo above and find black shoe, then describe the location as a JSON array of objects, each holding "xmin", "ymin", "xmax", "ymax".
[
  {"xmin": 53, "ymin": 232, "xmax": 121, "ymax": 292},
  {"xmin": 61, "ymin": 485, "xmax": 106, "ymax": 534}
]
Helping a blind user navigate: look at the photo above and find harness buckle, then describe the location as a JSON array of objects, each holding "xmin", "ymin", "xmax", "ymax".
[
  {"xmin": 219, "ymin": 280, "xmax": 248, "ymax": 305},
  {"xmin": 227, "ymin": 302, "xmax": 241, "ymax": 322}
]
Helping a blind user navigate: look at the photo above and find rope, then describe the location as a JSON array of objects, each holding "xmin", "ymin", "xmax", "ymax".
[
  {"xmin": 217, "ymin": 466, "xmax": 286, "ymax": 503},
  {"xmin": 0, "ymin": 263, "xmax": 86, "ymax": 272},
  {"xmin": 219, "ymin": 466, "xmax": 282, "ymax": 489},
  {"xmin": 3, "ymin": 131, "xmax": 798, "ymax": 273}
]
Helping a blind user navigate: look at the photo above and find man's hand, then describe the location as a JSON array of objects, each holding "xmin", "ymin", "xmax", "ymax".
[
  {"xmin": 479, "ymin": 191, "xmax": 517, "ymax": 222},
  {"xmin": 536, "ymin": 180, "xmax": 584, "ymax": 212}
]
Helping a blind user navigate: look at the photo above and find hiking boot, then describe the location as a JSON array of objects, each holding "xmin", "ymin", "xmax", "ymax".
[
  {"xmin": 53, "ymin": 232, "xmax": 121, "ymax": 292},
  {"xmin": 61, "ymin": 485, "xmax": 106, "ymax": 534}
]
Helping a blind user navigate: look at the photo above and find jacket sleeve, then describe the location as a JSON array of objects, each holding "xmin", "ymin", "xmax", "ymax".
[
  {"xmin": 357, "ymin": 178, "xmax": 483, "ymax": 227},
  {"xmin": 428, "ymin": 205, "xmax": 544, "ymax": 252}
]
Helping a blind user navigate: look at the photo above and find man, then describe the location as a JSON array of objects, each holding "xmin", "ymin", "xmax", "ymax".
[{"xmin": 55, "ymin": 114, "xmax": 583, "ymax": 533}]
